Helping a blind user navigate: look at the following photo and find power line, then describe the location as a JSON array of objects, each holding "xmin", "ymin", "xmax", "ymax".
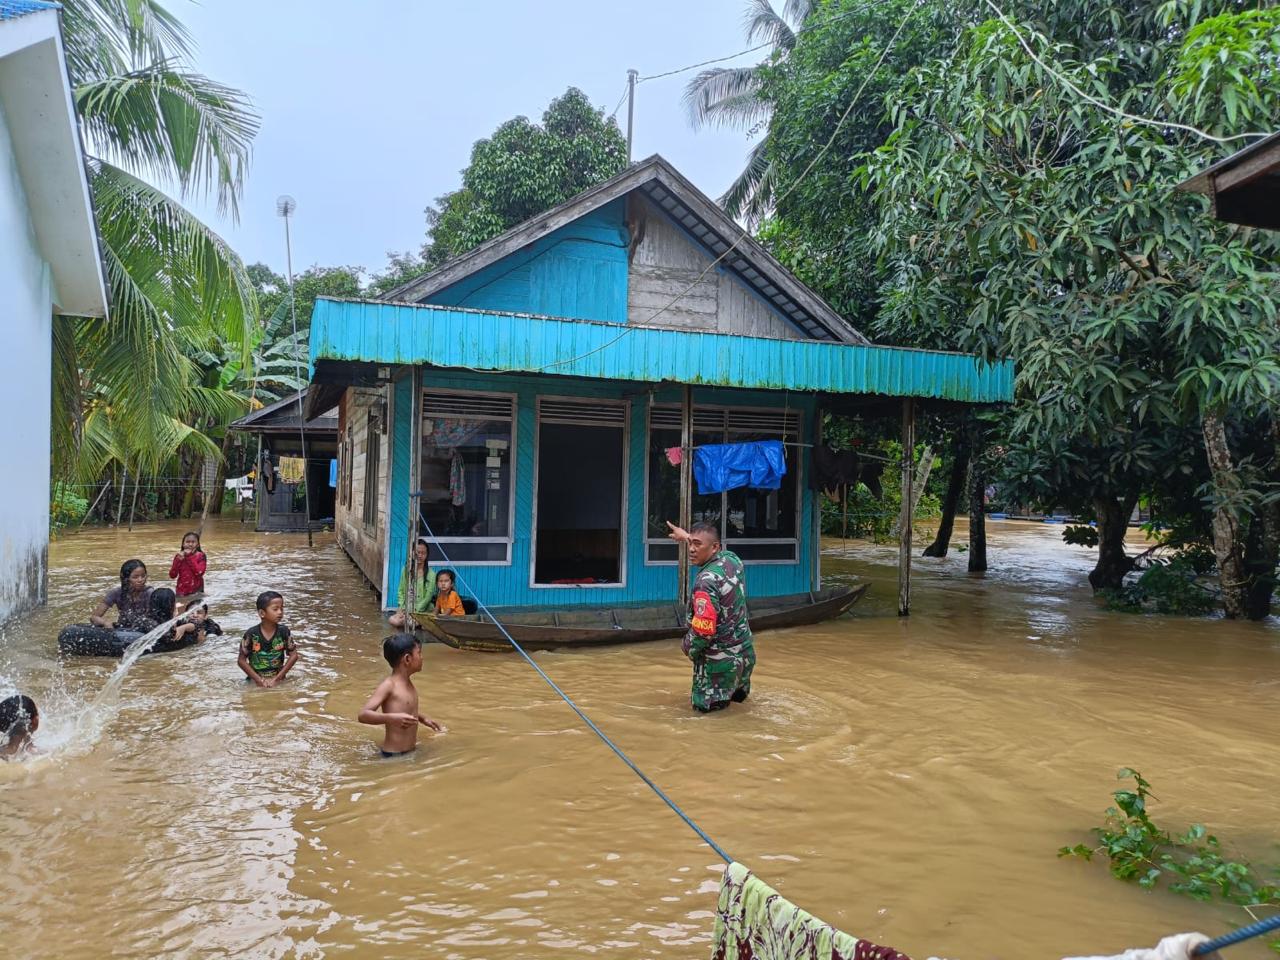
[
  {"xmin": 637, "ymin": 39, "xmax": 773, "ymax": 83},
  {"xmin": 979, "ymin": 0, "xmax": 1268, "ymax": 145},
  {"xmin": 607, "ymin": 79, "xmax": 631, "ymax": 120},
  {"xmin": 541, "ymin": 2, "xmax": 920, "ymax": 373}
]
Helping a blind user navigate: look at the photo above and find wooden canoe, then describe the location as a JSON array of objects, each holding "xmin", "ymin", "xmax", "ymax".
[{"xmin": 414, "ymin": 583, "xmax": 868, "ymax": 653}]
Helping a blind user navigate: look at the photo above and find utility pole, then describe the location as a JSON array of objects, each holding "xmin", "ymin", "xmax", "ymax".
[
  {"xmin": 277, "ymin": 194, "xmax": 312, "ymax": 547},
  {"xmin": 626, "ymin": 68, "xmax": 638, "ymax": 162}
]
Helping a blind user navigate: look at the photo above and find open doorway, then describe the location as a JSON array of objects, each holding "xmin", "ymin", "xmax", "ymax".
[{"xmin": 534, "ymin": 400, "xmax": 626, "ymax": 585}]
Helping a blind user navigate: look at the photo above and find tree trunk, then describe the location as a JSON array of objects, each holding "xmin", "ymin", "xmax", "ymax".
[
  {"xmin": 924, "ymin": 430, "xmax": 970, "ymax": 558},
  {"xmin": 1244, "ymin": 413, "xmax": 1280, "ymax": 620},
  {"xmin": 1201, "ymin": 411, "xmax": 1248, "ymax": 619},
  {"xmin": 179, "ymin": 452, "xmax": 200, "ymax": 519},
  {"xmin": 1088, "ymin": 495, "xmax": 1137, "ymax": 591},
  {"xmin": 967, "ymin": 422, "xmax": 987, "ymax": 573},
  {"xmin": 208, "ymin": 433, "xmax": 235, "ymax": 517}
]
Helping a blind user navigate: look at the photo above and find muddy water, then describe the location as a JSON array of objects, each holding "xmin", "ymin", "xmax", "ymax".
[{"xmin": 0, "ymin": 519, "xmax": 1276, "ymax": 959}]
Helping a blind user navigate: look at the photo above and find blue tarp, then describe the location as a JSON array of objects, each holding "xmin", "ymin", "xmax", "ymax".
[
  {"xmin": 693, "ymin": 441, "xmax": 786, "ymax": 495},
  {"xmin": 329, "ymin": 459, "xmax": 338, "ymax": 487}
]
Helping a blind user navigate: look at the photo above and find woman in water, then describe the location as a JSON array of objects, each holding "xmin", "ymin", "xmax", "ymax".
[
  {"xmin": 168, "ymin": 531, "xmax": 207, "ymax": 604},
  {"xmin": 89, "ymin": 559, "xmax": 152, "ymax": 628},
  {"xmin": 388, "ymin": 538, "xmax": 437, "ymax": 629}
]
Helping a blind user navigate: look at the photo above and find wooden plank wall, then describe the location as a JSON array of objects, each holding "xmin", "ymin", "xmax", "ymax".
[
  {"xmin": 336, "ymin": 385, "xmax": 390, "ymax": 594},
  {"xmin": 627, "ymin": 194, "xmax": 804, "ymax": 340}
]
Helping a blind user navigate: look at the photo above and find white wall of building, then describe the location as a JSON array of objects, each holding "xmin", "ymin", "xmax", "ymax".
[{"xmin": 0, "ymin": 98, "xmax": 55, "ymax": 622}]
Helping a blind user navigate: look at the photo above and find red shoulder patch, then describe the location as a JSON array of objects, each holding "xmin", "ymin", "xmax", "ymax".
[{"xmin": 690, "ymin": 590, "xmax": 717, "ymax": 636}]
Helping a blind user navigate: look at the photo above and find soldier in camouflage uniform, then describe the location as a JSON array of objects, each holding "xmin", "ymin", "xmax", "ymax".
[{"xmin": 667, "ymin": 520, "xmax": 756, "ymax": 712}]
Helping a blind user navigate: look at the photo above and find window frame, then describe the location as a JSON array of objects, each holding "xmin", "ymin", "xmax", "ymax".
[
  {"xmin": 418, "ymin": 387, "xmax": 518, "ymax": 567},
  {"xmin": 643, "ymin": 401, "xmax": 802, "ymax": 566},
  {"xmin": 530, "ymin": 394, "xmax": 630, "ymax": 589},
  {"xmin": 362, "ymin": 411, "xmax": 380, "ymax": 532}
]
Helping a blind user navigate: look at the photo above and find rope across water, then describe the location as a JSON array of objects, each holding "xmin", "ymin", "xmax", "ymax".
[{"xmin": 414, "ymin": 504, "xmax": 733, "ymax": 865}]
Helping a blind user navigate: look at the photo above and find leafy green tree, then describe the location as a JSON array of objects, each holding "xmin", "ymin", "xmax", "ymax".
[
  {"xmin": 247, "ymin": 262, "xmax": 363, "ymax": 333},
  {"xmin": 55, "ymin": 0, "xmax": 259, "ymax": 486},
  {"xmin": 865, "ymin": 3, "xmax": 1280, "ymax": 612},
  {"xmin": 418, "ymin": 88, "xmax": 626, "ymax": 268}
]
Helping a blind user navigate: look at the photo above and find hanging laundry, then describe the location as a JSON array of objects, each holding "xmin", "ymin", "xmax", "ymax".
[
  {"xmin": 328, "ymin": 459, "xmax": 338, "ymax": 488},
  {"xmin": 277, "ymin": 456, "xmax": 305, "ymax": 483},
  {"xmin": 712, "ymin": 861, "xmax": 912, "ymax": 960},
  {"xmin": 449, "ymin": 449, "xmax": 466, "ymax": 507},
  {"xmin": 666, "ymin": 446, "xmax": 683, "ymax": 467},
  {"xmin": 809, "ymin": 445, "xmax": 885, "ymax": 499},
  {"xmin": 694, "ymin": 441, "xmax": 786, "ymax": 495},
  {"xmin": 429, "ymin": 418, "xmax": 483, "ymax": 448}
]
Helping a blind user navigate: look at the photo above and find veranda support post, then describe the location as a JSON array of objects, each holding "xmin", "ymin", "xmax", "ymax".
[
  {"xmin": 898, "ymin": 398, "xmax": 915, "ymax": 616},
  {"xmin": 678, "ymin": 385, "xmax": 693, "ymax": 608}
]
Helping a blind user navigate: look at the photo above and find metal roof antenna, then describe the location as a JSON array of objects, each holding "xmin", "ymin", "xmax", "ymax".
[{"xmin": 277, "ymin": 194, "xmax": 313, "ymax": 547}]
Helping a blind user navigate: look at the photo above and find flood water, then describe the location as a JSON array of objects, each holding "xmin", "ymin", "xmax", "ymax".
[{"xmin": 0, "ymin": 518, "xmax": 1276, "ymax": 959}]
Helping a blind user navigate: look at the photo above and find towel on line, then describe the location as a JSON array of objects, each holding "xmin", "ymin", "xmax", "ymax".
[{"xmin": 711, "ymin": 861, "xmax": 911, "ymax": 960}]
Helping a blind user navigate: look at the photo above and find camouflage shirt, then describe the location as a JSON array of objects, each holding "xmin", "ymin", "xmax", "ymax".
[{"xmin": 684, "ymin": 550, "xmax": 752, "ymax": 660}]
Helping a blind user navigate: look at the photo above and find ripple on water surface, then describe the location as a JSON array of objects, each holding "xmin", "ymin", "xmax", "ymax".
[{"xmin": 0, "ymin": 517, "xmax": 1276, "ymax": 959}]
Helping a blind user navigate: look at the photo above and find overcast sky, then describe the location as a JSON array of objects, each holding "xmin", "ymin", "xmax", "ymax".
[{"xmin": 178, "ymin": 0, "xmax": 764, "ymax": 280}]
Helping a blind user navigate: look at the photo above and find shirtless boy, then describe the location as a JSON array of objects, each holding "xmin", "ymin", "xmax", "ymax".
[{"xmin": 358, "ymin": 634, "xmax": 441, "ymax": 758}]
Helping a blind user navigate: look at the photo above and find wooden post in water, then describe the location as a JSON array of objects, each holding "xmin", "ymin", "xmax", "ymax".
[
  {"xmin": 810, "ymin": 406, "xmax": 823, "ymax": 593},
  {"xmin": 404, "ymin": 367, "xmax": 423, "ymax": 630},
  {"xmin": 898, "ymin": 398, "xmax": 915, "ymax": 616},
  {"xmin": 678, "ymin": 385, "xmax": 693, "ymax": 608}
]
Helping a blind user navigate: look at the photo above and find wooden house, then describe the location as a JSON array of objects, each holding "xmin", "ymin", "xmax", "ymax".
[
  {"xmin": 305, "ymin": 156, "xmax": 1013, "ymax": 615},
  {"xmin": 229, "ymin": 389, "xmax": 338, "ymax": 532},
  {"xmin": 1177, "ymin": 131, "xmax": 1280, "ymax": 229}
]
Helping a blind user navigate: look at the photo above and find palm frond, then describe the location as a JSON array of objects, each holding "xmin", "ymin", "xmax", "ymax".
[
  {"xmin": 683, "ymin": 66, "xmax": 765, "ymax": 130},
  {"xmin": 77, "ymin": 62, "xmax": 259, "ymax": 216},
  {"xmin": 720, "ymin": 137, "xmax": 776, "ymax": 222},
  {"xmin": 743, "ymin": 0, "xmax": 797, "ymax": 51},
  {"xmin": 61, "ymin": 0, "xmax": 193, "ymax": 87},
  {"xmin": 781, "ymin": 0, "xmax": 815, "ymax": 30}
]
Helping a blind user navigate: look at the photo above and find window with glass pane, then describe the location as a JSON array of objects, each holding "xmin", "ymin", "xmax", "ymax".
[
  {"xmin": 645, "ymin": 405, "xmax": 800, "ymax": 564},
  {"xmin": 419, "ymin": 392, "xmax": 514, "ymax": 562}
]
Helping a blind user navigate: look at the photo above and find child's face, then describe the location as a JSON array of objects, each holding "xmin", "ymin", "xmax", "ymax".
[
  {"xmin": 414, "ymin": 542, "xmax": 428, "ymax": 564},
  {"xmin": 183, "ymin": 535, "xmax": 199, "ymax": 553},
  {"xmin": 405, "ymin": 645, "xmax": 423, "ymax": 673},
  {"xmin": 260, "ymin": 598, "xmax": 285, "ymax": 624},
  {"xmin": 129, "ymin": 566, "xmax": 148, "ymax": 591},
  {"xmin": 191, "ymin": 607, "xmax": 207, "ymax": 624},
  {"xmin": 437, "ymin": 575, "xmax": 453, "ymax": 594}
]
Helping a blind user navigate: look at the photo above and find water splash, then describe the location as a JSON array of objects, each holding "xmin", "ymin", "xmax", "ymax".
[{"xmin": 10, "ymin": 603, "xmax": 215, "ymax": 761}]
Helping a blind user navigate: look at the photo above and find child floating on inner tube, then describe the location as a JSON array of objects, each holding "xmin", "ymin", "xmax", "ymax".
[
  {"xmin": 127, "ymin": 588, "xmax": 203, "ymax": 650},
  {"xmin": 89, "ymin": 559, "xmax": 152, "ymax": 628}
]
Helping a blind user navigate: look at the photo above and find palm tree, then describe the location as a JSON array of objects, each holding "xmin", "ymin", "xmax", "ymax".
[
  {"xmin": 54, "ymin": 0, "xmax": 259, "ymax": 494},
  {"xmin": 683, "ymin": 0, "xmax": 812, "ymax": 220}
]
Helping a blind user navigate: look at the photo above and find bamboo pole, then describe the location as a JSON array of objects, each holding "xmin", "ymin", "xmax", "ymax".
[
  {"xmin": 127, "ymin": 473, "xmax": 141, "ymax": 530},
  {"xmin": 898, "ymin": 399, "xmax": 915, "ymax": 616},
  {"xmin": 115, "ymin": 467, "xmax": 128, "ymax": 527},
  {"xmin": 404, "ymin": 368, "xmax": 423, "ymax": 631},
  {"xmin": 678, "ymin": 385, "xmax": 693, "ymax": 608},
  {"xmin": 81, "ymin": 480, "xmax": 110, "ymax": 528}
]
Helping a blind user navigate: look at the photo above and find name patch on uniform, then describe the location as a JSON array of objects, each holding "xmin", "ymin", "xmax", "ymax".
[{"xmin": 690, "ymin": 590, "xmax": 717, "ymax": 636}]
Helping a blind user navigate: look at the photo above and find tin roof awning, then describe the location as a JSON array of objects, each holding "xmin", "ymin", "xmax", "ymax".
[
  {"xmin": 308, "ymin": 298, "xmax": 1013, "ymax": 408},
  {"xmin": 1176, "ymin": 131, "xmax": 1280, "ymax": 230}
]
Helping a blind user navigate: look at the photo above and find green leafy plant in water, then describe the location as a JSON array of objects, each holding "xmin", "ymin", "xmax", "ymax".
[
  {"xmin": 1098, "ymin": 555, "xmax": 1219, "ymax": 615},
  {"xmin": 1061, "ymin": 769, "xmax": 1280, "ymax": 951}
]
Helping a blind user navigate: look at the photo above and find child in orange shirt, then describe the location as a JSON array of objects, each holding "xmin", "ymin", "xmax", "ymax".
[{"xmin": 433, "ymin": 569, "xmax": 465, "ymax": 617}]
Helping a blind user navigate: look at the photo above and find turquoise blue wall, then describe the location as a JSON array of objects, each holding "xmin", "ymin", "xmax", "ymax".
[
  {"xmin": 422, "ymin": 199, "xmax": 630, "ymax": 324},
  {"xmin": 386, "ymin": 372, "xmax": 415, "ymax": 603},
  {"xmin": 384, "ymin": 369, "xmax": 814, "ymax": 609}
]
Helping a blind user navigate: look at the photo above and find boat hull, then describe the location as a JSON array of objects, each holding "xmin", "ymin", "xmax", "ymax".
[{"xmin": 415, "ymin": 584, "xmax": 868, "ymax": 653}]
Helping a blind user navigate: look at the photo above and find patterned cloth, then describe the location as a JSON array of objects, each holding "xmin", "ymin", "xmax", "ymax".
[
  {"xmin": 712, "ymin": 862, "xmax": 911, "ymax": 960},
  {"xmin": 449, "ymin": 449, "xmax": 466, "ymax": 506},
  {"xmin": 683, "ymin": 549, "xmax": 756, "ymax": 711},
  {"xmin": 239, "ymin": 624, "xmax": 296, "ymax": 677}
]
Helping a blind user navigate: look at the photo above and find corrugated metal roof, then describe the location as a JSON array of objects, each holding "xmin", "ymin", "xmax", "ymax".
[
  {"xmin": 0, "ymin": 1, "xmax": 60, "ymax": 20},
  {"xmin": 310, "ymin": 299, "xmax": 1013, "ymax": 404}
]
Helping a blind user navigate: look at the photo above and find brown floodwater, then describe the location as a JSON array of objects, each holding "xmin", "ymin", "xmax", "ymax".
[{"xmin": 0, "ymin": 518, "xmax": 1276, "ymax": 959}]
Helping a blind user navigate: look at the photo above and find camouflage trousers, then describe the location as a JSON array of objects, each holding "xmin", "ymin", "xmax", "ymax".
[{"xmin": 691, "ymin": 640, "xmax": 756, "ymax": 712}]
